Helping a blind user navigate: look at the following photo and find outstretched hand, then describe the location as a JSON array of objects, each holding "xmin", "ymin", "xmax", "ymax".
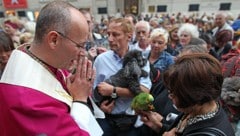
[
  {"xmin": 88, "ymin": 47, "xmax": 97, "ymax": 60},
  {"xmin": 139, "ymin": 111, "xmax": 163, "ymax": 133},
  {"xmin": 163, "ymin": 128, "xmax": 177, "ymax": 136}
]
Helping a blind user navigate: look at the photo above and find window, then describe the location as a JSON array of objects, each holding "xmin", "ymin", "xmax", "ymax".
[
  {"xmin": 220, "ymin": 3, "xmax": 231, "ymax": 10},
  {"xmin": 189, "ymin": 4, "xmax": 199, "ymax": 11},
  {"xmin": 98, "ymin": 7, "xmax": 107, "ymax": 14},
  {"xmin": 0, "ymin": 11, "xmax": 5, "ymax": 18},
  {"xmin": 27, "ymin": 11, "xmax": 35, "ymax": 21},
  {"xmin": 17, "ymin": 11, "xmax": 26, "ymax": 17},
  {"xmin": 157, "ymin": 5, "xmax": 167, "ymax": 12},
  {"xmin": 148, "ymin": 6, "xmax": 155, "ymax": 13},
  {"xmin": 0, "ymin": 12, "xmax": 4, "ymax": 18}
]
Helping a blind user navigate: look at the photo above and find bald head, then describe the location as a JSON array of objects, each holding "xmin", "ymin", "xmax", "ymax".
[
  {"xmin": 69, "ymin": 8, "xmax": 89, "ymax": 41},
  {"xmin": 34, "ymin": 1, "xmax": 81, "ymax": 43}
]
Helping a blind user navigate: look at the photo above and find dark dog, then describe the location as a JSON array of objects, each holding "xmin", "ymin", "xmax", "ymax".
[
  {"xmin": 221, "ymin": 76, "xmax": 240, "ymax": 106},
  {"xmin": 95, "ymin": 50, "xmax": 148, "ymax": 103}
]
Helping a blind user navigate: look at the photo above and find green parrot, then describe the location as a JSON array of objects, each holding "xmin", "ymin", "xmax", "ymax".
[{"xmin": 131, "ymin": 92, "xmax": 155, "ymax": 112}]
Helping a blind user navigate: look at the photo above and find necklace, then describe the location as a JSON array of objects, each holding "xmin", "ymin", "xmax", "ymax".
[
  {"xmin": 24, "ymin": 45, "xmax": 72, "ymax": 102},
  {"xmin": 176, "ymin": 102, "xmax": 219, "ymax": 133},
  {"xmin": 187, "ymin": 103, "xmax": 219, "ymax": 125},
  {"xmin": 24, "ymin": 46, "xmax": 56, "ymax": 78}
]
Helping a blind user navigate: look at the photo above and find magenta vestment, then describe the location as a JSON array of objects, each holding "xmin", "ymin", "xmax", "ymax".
[
  {"xmin": 0, "ymin": 83, "xmax": 89, "ymax": 136},
  {"xmin": 0, "ymin": 49, "xmax": 91, "ymax": 136}
]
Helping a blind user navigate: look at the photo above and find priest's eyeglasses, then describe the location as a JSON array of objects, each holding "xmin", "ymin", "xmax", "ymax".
[{"xmin": 56, "ymin": 31, "xmax": 86, "ymax": 49}]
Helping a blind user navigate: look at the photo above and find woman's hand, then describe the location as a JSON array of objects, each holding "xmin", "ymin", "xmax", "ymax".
[
  {"xmin": 139, "ymin": 111, "xmax": 163, "ymax": 132},
  {"xmin": 97, "ymin": 46, "xmax": 108, "ymax": 54},
  {"xmin": 66, "ymin": 56, "xmax": 95, "ymax": 102},
  {"xmin": 163, "ymin": 128, "xmax": 177, "ymax": 136},
  {"xmin": 87, "ymin": 47, "xmax": 97, "ymax": 60}
]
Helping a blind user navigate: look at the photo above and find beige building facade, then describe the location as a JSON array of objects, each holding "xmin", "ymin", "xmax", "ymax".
[{"xmin": 0, "ymin": 0, "xmax": 239, "ymax": 23}]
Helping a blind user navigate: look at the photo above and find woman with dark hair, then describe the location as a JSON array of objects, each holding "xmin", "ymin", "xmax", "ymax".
[
  {"xmin": 139, "ymin": 53, "xmax": 235, "ymax": 136},
  {"xmin": 0, "ymin": 31, "xmax": 15, "ymax": 78},
  {"xmin": 213, "ymin": 30, "xmax": 233, "ymax": 60}
]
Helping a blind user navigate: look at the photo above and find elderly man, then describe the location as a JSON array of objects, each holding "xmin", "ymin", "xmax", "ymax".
[
  {"xmin": 212, "ymin": 12, "xmax": 234, "ymax": 42},
  {"xmin": 212, "ymin": 12, "xmax": 234, "ymax": 37},
  {"xmin": 132, "ymin": 20, "xmax": 151, "ymax": 58},
  {"xmin": 212, "ymin": 12, "xmax": 234, "ymax": 59},
  {"xmin": 0, "ymin": 1, "xmax": 102, "ymax": 136}
]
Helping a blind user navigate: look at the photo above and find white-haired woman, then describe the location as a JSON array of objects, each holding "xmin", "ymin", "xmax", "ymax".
[
  {"xmin": 148, "ymin": 28, "xmax": 174, "ymax": 73},
  {"xmin": 177, "ymin": 23, "xmax": 199, "ymax": 47}
]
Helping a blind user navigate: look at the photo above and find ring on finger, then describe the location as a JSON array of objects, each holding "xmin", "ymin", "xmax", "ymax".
[{"xmin": 87, "ymin": 78, "xmax": 92, "ymax": 81}]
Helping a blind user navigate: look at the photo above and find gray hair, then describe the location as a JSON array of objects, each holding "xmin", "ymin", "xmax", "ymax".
[
  {"xmin": 215, "ymin": 12, "xmax": 227, "ymax": 19},
  {"xmin": 149, "ymin": 17, "xmax": 159, "ymax": 24},
  {"xmin": 181, "ymin": 44, "xmax": 208, "ymax": 54},
  {"xmin": 177, "ymin": 23, "xmax": 199, "ymax": 38},
  {"xmin": 135, "ymin": 20, "xmax": 151, "ymax": 33},
  {"xmin": 188, "ymin": 37, "xmax": 207, "ymax": 49}
]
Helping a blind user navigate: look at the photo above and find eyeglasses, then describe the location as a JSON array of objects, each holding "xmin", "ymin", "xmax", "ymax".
[{"xmin": 55, "ymin": 31, "xmax": 86, "ymax": 49}]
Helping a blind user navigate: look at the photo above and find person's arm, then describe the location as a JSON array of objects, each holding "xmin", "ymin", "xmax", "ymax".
[
  {"xmin": 97, "ymin": 82, "xmax": 150, "ymax": 98},
  {"xmin": 97, "ymin": 82, "xmax": 150, "ymax": 114},
  {"xmin": 140, "ymin": 111, "xmax": 163, "ymax": 133},
  {"xmin": 70, "ymin": 102, "xmax": 103, "ymax": 136},
  {"xmin": 162, "ymin": 128, "xmax": 177, "ymax": 136},
  {"xmin": 114, "ymin": 85, "xmax": 149, "ymax": 97},
  {"xmin": 96, "ymin": 59, "xmax": 151, "ymax": 98}
]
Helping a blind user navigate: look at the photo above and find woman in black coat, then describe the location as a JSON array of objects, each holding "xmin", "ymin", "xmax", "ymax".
[{"xmin": 139, "ymin": 53, "xmax": 234, "ymax": 136}]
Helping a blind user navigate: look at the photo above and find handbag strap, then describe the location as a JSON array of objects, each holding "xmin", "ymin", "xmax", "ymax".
[{"xmin": 188, "ymin": 127, "xmax": 227, "ymax": 136}]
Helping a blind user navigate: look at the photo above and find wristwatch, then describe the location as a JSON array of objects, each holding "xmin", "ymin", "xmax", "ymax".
[{"xmin": 111, "ymin": 86, "xmax": 118, "ymax": 99}]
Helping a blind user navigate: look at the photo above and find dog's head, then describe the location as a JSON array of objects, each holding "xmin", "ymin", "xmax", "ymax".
[
  {"xmin": 221, "ymin": 76, "xmax": 240, "ymax": 106},
  {"xmin": 123, "ymin": 50, "xmax": 147, "ymax": 68}
]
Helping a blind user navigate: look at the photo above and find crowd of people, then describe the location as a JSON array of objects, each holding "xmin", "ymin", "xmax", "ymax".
[{"xmin": 1, "ymin": 0, "xmax": 240, "ymax": 136}]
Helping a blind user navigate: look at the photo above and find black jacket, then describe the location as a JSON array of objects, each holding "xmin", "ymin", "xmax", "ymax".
[{"xmin": 170, "ymin": 106, "xmax": 235, "ymax": 136}]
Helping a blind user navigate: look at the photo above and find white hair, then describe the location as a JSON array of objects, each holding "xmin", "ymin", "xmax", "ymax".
[
  {"xmin": 177, "ymin": 23, "xmax": 199, "ymax": 38},
  {"xmin": 215, "ymin": 11, "xmax": 227, "ymax": 19},
  {"xmin": 135, "ymin": 20, "xmax": 151, "ymax": 32},
  {"xmin": 149, "ymin": 17, "xmax": 159, "ymax": 24},
  {"xmin": 150, "ymin": 28, "xmax": 169, "ymax": 43}
]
